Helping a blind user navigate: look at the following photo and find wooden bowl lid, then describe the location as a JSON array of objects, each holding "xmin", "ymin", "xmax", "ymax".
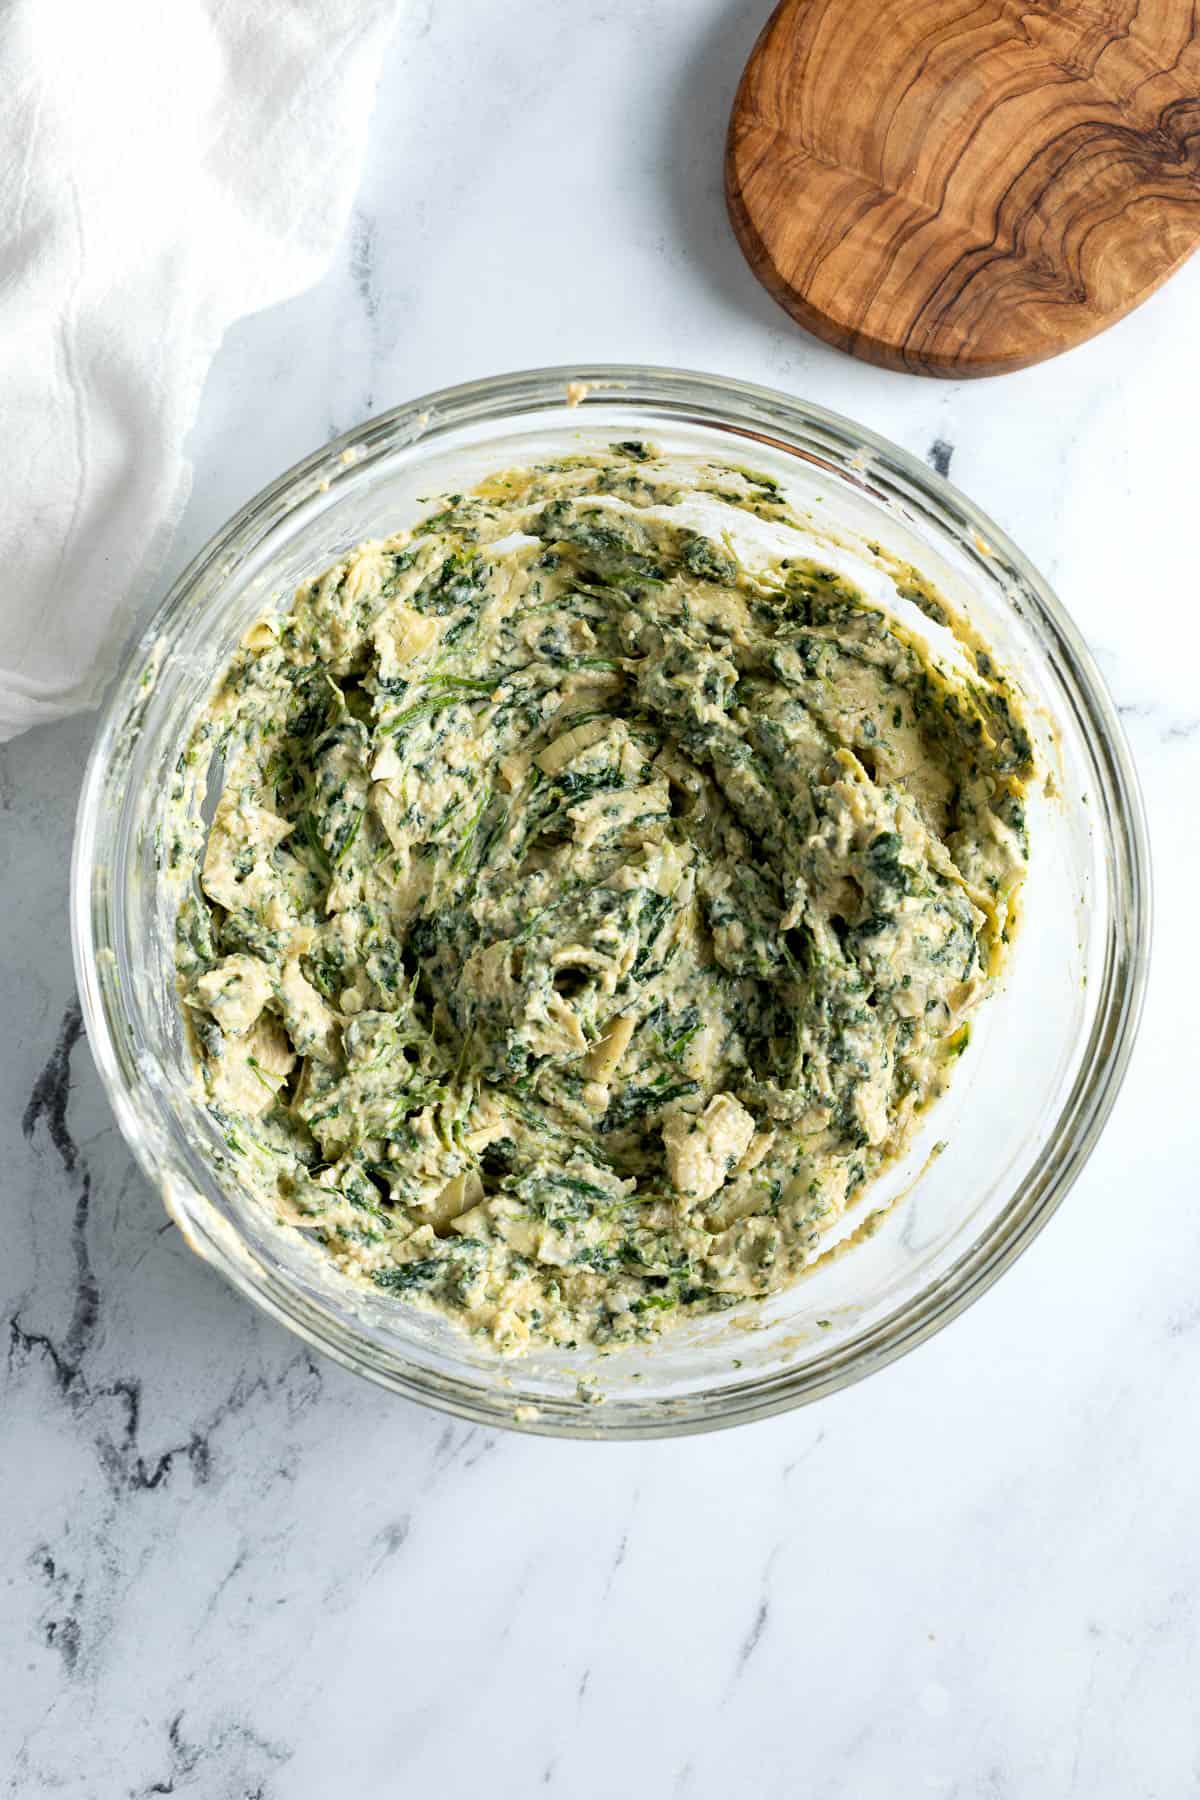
[{"xmin": 726, "ymin": 0, "xmax": 1200, "ymax": 377}]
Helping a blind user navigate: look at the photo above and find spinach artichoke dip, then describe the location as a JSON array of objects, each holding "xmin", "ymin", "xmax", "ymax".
[{"xmin": 173, "ymin": 445, "xmax": 1033, "ymax": 1354}]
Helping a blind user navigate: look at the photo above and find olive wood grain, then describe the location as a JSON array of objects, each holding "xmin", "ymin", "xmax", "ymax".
[{"xmin": 726, "ymin": 0, "xmax": 1200, "ymax": 376}]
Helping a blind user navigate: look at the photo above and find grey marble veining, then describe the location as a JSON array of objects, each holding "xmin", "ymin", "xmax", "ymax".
[{"xmin": 4, "ymin": 3, "xmax": 1200, "ymax": 1794}]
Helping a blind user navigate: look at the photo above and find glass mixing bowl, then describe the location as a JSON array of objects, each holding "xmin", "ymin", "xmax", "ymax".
[{"xmin": 71, "ymin": 366, "xmax": 1150, "ymax": 1438}]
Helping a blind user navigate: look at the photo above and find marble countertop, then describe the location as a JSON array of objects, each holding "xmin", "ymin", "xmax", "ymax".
[{"xmin": 4, "ymin": 3, "xmax": 1198, "ymax": 1794}]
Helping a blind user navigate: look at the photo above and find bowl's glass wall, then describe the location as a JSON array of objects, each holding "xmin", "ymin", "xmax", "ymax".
[{"xmin": 72, "ymin": 368, "xmax": 1148, "ymax": 1437}]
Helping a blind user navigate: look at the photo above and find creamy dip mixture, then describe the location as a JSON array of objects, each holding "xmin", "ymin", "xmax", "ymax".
[{"xmin": 173, "ymin": 446, "xmax": 1033, "ymax": 1353}]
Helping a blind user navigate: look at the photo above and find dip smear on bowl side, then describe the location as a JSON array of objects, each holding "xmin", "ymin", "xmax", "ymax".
[{"xmin": 170, "ymin": 443, "xmax": 1034, "ymax": 1355}]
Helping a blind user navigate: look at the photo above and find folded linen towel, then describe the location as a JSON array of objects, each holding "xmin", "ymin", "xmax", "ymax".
[{"xmin": 0, "ymin": 0, "xmax": 400, "ymax": 739}]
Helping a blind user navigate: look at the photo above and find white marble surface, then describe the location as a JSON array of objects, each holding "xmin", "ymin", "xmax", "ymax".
[{"xmin": 3, "ymin": 3, "xmax": 1198, "ymax": 1794}]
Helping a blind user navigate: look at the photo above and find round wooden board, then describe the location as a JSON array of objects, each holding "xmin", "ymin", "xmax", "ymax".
[{"xmin": 726, "ymin": 0, "xmax": 1200, "ymax": 377}]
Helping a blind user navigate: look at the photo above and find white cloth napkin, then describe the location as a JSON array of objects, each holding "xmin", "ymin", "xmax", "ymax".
[{"xmin": 0, "ymin": 0, "xmax": 400, "ymax": 740}]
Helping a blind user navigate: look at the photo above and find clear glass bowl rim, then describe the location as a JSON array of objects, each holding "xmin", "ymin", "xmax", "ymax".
[{"xmin": 71, "ymin": 363, "xmax": 1152, "ymax": 1439}]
